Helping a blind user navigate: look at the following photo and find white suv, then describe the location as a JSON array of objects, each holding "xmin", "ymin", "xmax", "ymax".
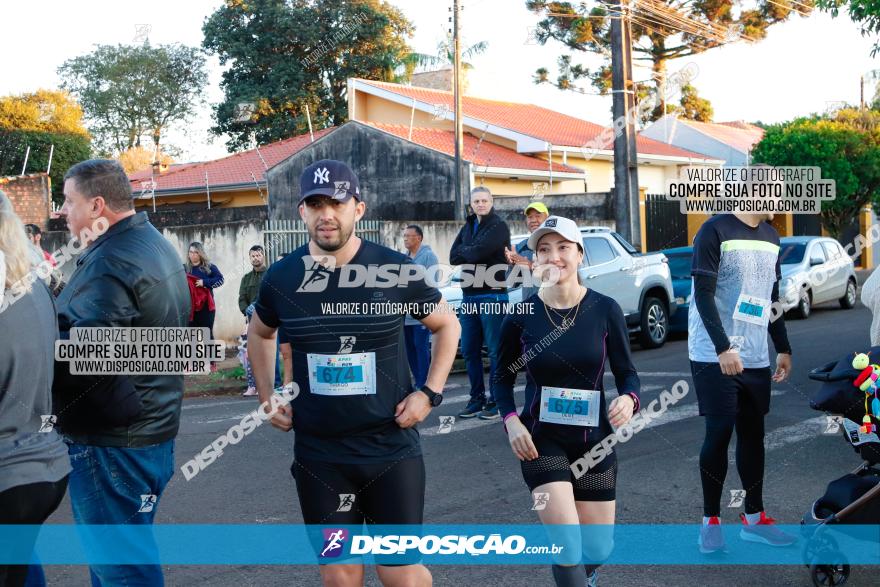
[{"xmin": 442, "ymin": 227, "xmax": 677, "ymax": 348}]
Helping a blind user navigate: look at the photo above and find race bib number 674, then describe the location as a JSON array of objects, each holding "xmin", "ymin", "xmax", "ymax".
[{"xmin": 307, "ymin": 352, "xmax": 376, "ymax": 396}]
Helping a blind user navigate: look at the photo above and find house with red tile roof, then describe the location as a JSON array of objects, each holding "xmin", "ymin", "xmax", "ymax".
[
  {"xmin": 347, "ymin": 77, "xmax": 722, "ymax": 197},
  {"xmin": 129, "ymin": 77, "xmax": 721, "ymax": 211},
  {"xmin": 128, "ymin": 75, "xmax": 725, "ymax": 252},
  {"xmin": 128, "ymin": 128, "xmax": 335, "ymax": 210}
]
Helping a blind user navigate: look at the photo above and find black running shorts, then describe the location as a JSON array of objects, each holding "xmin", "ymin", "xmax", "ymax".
[
  {"xmin": 520, "ymin": 433, "xmax": 618, "ymax": 502},
  {"xmin": 292, "ymin": 455, "xmax": 425, "ymax": 565},
  {"xmin": 690, "ymin": 360, "xmax": 772, "ymax": 417}
]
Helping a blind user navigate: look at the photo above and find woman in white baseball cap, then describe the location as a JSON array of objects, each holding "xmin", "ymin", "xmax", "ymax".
[{"xmin": 492, "ymin": 215, "xmax": 641, "ymax": 587}]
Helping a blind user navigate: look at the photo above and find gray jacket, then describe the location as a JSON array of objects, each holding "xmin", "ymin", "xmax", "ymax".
[{"xmin": 0, "ymin": 281, "xmax": 71, "ymax": 493}]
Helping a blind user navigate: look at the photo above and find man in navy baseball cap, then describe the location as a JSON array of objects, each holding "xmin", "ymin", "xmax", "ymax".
[
  {"xmin": 298, "ymin": 159, "xmax": 361, "ymax": 206},
  {"xmin": 248, "ymin": 156, "xmax": 462, "ymax": 587}
]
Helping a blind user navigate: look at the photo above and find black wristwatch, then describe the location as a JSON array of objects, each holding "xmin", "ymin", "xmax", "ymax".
[{"xmin": 417, "ymin": 385, "xmax": 443, "ymax": 407}]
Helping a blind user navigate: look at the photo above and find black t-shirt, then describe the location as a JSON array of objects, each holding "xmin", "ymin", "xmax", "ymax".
[
  {"xmin": 493, "ymin": 289, "xmax": 640, "ymax": 445},
  {"xmin": 254, "ymin": 239, "xmax": 441, "ymax": 464}
]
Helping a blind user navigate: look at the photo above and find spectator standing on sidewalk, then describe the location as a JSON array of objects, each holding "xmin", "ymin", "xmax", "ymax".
[
  {"xmin": 0, "ymin": 191, "xmax": 70, "ymax": 587},
  {"xmin": 403, "ymin": 224, "xmax": 439, "ymax": 389},
  {"xmin": 53, "ymin": 159, "xmax": 190, "ymax": 586},
  {"xmin": 506, "ymin": 201, "xmax": 550, "ymax": 302},
  {"xmin": 185, "ymin": 241, "xmax": 223, "ymax": 340},
  {"xmin": 238, "ymin": 244, "xmax": 281, "ymax": 395},
  {"xmin": 450, "ymin": 186, "xmax": 511, "ymax": 420}
]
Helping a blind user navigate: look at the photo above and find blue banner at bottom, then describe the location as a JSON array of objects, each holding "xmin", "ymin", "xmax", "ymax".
[{"xmin": 0, "ymin": 524, "xmax": 877, "ymax": 565}]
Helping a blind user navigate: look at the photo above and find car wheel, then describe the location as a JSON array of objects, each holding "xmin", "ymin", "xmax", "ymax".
[
  {"xmin": 639, "ymin": 297, "xmax": 668, "ymax": 349},
  {"xmin": 796, "ymin": 288, "xmax": 812, "ymax": 319},
  {"xmin": 839, "ymin": 279, "xmax": 857, "ymax": 309}
]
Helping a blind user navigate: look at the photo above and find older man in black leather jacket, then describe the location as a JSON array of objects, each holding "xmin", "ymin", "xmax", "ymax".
[{"xmin": 53, "ymin": 159, "xmax": 190, "ymax": 586}]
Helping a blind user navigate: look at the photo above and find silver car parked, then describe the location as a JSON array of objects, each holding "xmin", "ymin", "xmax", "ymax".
[{"xmin": 778, "ymin": 236, "xmax": 858, "ymax": 319}]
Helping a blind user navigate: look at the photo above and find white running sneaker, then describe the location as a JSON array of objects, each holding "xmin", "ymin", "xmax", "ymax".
[
  {"xmin": 698, "ymin": 516, "xmax": 727, "ymax": 554},
  {"xmin": 739, "ymin": 512, "xmax": 797, "ymax": 546}
]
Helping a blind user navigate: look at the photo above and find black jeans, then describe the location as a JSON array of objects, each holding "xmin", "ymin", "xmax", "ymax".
[
  {"xmin": 189, "ymin": 308, "xmax": 216, "ymax": 339},
  {"xmin": 0, "ymin": 477, "xmax": 69, "ymax": 587}
]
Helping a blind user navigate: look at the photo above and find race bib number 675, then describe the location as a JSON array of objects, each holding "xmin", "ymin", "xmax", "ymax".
[{"xmin": 539, "ymin": 386, "xmax": 600, "ymax": 427}]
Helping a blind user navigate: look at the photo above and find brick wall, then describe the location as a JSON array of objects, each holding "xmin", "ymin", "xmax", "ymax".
[{"xmin": 0, "ymin": 173, "xmax": 51, "ymax": 228}]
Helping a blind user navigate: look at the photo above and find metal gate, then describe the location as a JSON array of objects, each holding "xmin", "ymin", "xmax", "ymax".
[
  {"xmin": 792, "ymin": 213, "xmax": 821, "ymax": 236},
  {"xmin": 644, "ymin": 193, "xmax": 688, "ymax": 251},
  {"xmin": 262, "ymin": 218, "xmax": 383, "ymax": 260}
]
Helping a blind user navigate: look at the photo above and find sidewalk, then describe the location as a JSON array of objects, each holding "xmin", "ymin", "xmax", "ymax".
[{"xmin": 184, "ymin": 354, "xmax": 246, "ymax": 398}]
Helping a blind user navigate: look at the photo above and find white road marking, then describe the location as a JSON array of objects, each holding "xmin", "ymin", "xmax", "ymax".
[{"xmin": 763, "ymin": 416, "xmax": 829, "ymax": 452}]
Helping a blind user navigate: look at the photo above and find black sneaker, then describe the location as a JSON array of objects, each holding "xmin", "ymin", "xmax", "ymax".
[
  {"xmin": 478, "ymin": 402, "xmax": 500, "ymax": 420},
  {"xmin": 458, "ymin": 400, "xmax": 484, "ymax": 418}
]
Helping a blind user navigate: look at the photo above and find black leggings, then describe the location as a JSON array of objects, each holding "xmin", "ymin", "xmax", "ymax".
[
  {"xmin": 0, "ymin": 477, "xmax": 69, "ymax": 587},
  {"xmin": 700, "ymin": 411, "xmax": 765, "ymax": 516}
]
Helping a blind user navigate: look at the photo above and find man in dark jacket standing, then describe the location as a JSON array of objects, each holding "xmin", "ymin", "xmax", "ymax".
[
  {"xmin": 237, "ymin": 244, "xmax": 281, "ymax": 395},
  {"xmin": 238, "ymin": 244, "xmax": 267, "ymax": 315},
  {"xmin": 54, "ymin": 159, "xmax": 190, "ymax": 586},
  {"xmin": 450, "ymin": 186, "xmax": 511, "ymax": 419}
]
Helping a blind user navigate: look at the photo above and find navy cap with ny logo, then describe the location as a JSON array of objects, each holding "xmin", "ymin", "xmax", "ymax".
[{"xmin": 299, "ymin": 159, "xmax": 361, "ymax": 206}]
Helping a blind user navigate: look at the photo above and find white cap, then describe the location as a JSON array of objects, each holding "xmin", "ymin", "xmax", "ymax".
[{"xmin": 527, "ymin": 216, "xmax": 583, "ymax": 252}]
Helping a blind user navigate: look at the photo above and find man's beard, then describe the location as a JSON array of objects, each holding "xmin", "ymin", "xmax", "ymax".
[{"xmin": 309, "ymin": 221, "xmax": 353, "ymax": 252}]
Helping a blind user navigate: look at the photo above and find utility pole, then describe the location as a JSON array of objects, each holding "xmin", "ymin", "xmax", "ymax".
[
  {"xmin": 624, "ymin": 9, "xmax": 641, "ymax": 248},
  {"xmin": 861, "ymin": 75, "xmax": 866, "ymax": 110},
  {"xmin": 609, "ymin": 0, "xmax": 639, "ymax": 244},
  {"xmin": 452, "ymin": 0, "xmax": 465, "ymax": 220}
]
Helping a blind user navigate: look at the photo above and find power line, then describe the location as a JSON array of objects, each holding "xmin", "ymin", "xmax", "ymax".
[
  {"xmin": 636, "ymin": 1, "xmax": 731, "ymax": 42},
  {"xmin": 763, "ymin": 0, "xmax": 813, "ymax": 18},
  {"xmin": 629, "ymin": 12, "xmax": 755, "ymax": 45},
  {"xmin": 634, "ymin": 0, "xmax": 761, "ymax": 43}
]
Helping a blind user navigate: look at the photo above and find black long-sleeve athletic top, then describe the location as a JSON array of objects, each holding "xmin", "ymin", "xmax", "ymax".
[{"xmin": 492, "ymin": 289, "xmax": 641, "ymax": 444}]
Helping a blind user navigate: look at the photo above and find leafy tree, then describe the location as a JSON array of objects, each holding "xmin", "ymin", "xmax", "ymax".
[
  {"xmin": 400, "ymin": 38, "xmax": 489, "ymax": 79},
  {"xmin": 0, "ymin": 89, "xmax": 90, "ymax": 137},
  {"xmin": 751, "ymin": 109, "xmax": 880, "ymax": 238},
  {"xmin": 817, "ymin": 0, "xmax": 880, "ymax": 55},
  {"xmin": 117, "ymin": 146, "xmax": 174, "ymax": 174},
  {"xmin": 58, "ymin": 43, "xmax": 207, "ymax": 156},
  {"xmin": 0, "ymin": 130, "xmax": 92, "ymax": 205},
  {"xmin": 675, "ymin": 84, "xmax": 713, "ymax": 122},
  {"xmin": 527, "ymin": 0, "xmax": 813, "ymax": 122},
  {"xmin": 0, "ymin": 90, "xmax": 92, "ymax": 205},
  {"xmin": 202, "ymin": 0, "xmax": 414, "ymax": 151}
]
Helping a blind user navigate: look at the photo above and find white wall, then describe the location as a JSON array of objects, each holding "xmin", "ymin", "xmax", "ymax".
[{"xmin": 161, "ymin": 221, "xmax": 265, "ymax": 345}]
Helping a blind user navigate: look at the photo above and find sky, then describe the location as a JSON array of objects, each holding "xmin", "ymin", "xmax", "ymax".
[{"xmin": 1, "ymin": 0, "xmax": 878, "ymax": 163}]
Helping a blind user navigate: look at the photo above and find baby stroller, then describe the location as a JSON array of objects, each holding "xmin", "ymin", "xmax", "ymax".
[{"xmin": 803, "ymin": 347, "xmax": 880, "ymax": 586}]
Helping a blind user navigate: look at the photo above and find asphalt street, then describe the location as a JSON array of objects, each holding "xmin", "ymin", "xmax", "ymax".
[{"xmin": 43, "ymin": 298, "xmax": 878, "ymax": 586}]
